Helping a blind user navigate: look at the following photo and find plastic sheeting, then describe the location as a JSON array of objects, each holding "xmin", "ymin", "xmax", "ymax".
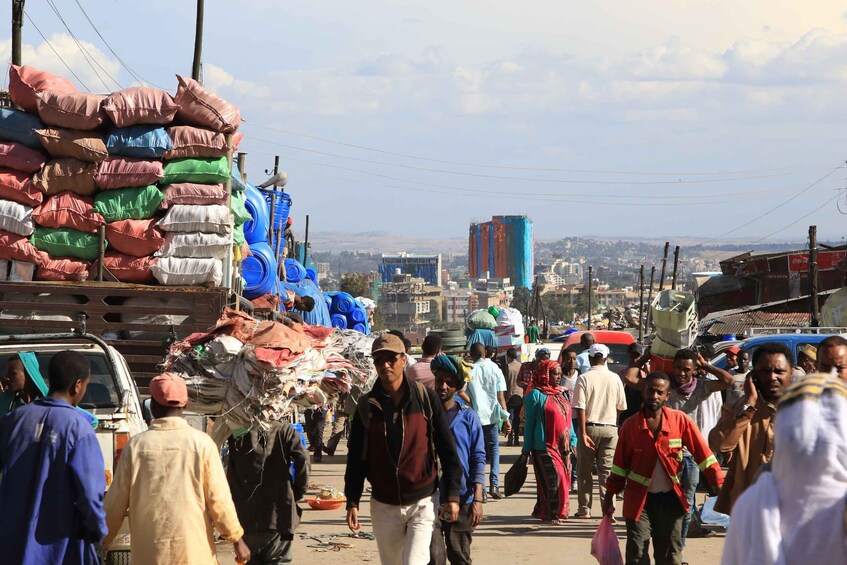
[{"xmin": 279, "ymin": 277, "xmax": 332, "ymax": 328}]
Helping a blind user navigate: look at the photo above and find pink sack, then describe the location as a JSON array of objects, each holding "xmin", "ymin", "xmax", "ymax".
[
  {"xmin": 0, "ymin": 169, "xmax": 43, "ymax": 206},
  {"xmin": 591, "ymin": 516, "xmax": 624, "ymax": 565},
  {"xmin": 103, "ymin": 86, "xmax": 180, "ymax": 128},
  {"xmin": 95, "ymin": 157, "xmax": 164, "ymax": 190},
  {"xmin": 0, "ymin": 142, "xmax": 47, "ymax": 173},
  {"xmin": 36, "ymin": 92, "xmax": 107, "ymax": 130},
  {"xmin": 102, "ymin": 252, "xmax": 157, "ymax": 283},
  {"xmin": 159, "ymin": 183, "xmax": 227, "ymax": 209},
  {"xmin": 163, "ymin": 126, "xmax": 228, "ymax": 160},
  {"xmin": 9, "ymin": 65, "xmax": 77, "ymax": 113},
  {"xmin": 36, "ymin": 257, "xmax": 91, "ymax": 281},
  {"xmin": 0, "ymin": 229, "xmax": 46, "ymax": 266},
  {"xmin": 33, "ymin": 192, "xmax": 105, "ymax": 233},
  {"xmin": 174, "ymin": 75, "xmax": 241, "ymax": 133},
  {"xmin": 105, "ymin": 218, "xmax": 165, "ymax": 257},
  {"xmin": 33, "ymin": 159, "xmax": 98, "ymax": 196}
]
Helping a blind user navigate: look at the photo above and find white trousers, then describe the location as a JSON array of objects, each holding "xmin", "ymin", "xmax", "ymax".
[{"xmin": 370, "ymin": 494, "xmax": 438, "ymax": 565}]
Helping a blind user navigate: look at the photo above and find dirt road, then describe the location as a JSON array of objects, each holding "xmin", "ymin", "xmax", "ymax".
[{"xmin": 219, "ymin": 442, "xmax": 725, "ymax": 564}]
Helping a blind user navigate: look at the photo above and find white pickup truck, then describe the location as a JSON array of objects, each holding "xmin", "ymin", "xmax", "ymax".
[{"xmin": 0, "ymin": 332, "xmax": 146, "ymax": 564}]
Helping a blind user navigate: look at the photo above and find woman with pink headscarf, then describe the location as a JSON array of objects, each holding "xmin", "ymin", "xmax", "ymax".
[{"xmin": 521, "ymin": 359, "xmax": 574, "ymax": 523}]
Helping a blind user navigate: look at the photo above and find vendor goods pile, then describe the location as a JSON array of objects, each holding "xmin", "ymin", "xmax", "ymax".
[
  {"xmin": 0, "ymin": 65, "xmax": 241, "ymax": 285},
  {"xmin": 163, "ymin": 309, "xmax": 376, "ymax": 430},
  {"xmin": 325, "ymin": 291, "xmax": 370, "ymax": 334},
  {"xmin": 494, "ymin": 306, "xmax": 527, "ymax": 357},
  {"xmin": 466, "ymin": 307, "xmax": 498, "ymax": 349},
  {"xmin": 649, "ymin": 290, "xmax": 698, "ymax": 371}
]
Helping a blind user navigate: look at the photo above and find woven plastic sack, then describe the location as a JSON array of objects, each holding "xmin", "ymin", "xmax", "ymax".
[
  {"xmin": 231, "ymin": 191, "xmax": 250, "ymax": 227},
  {"xmin": 0, "ymin": 199, "xmax": 34, "ymax": 236},
  {"xmin": 102, "ymin": 252, "xmax": 157, "ymax": 284},
  {"xmin": 9, "ymin": 65, "xmax": 77, "ymax": 113},
  {"xmin": 159, "ymin": 183, "xmax": 226, "ymax": 209},
  {"xmin": 151, "ymin": 256, "xmax": 223, "ymax": 286},
  {"xmin": 0, "ymin": 108, "xmax": 46, "ymax": 149},
  {"xmin": 105, "ymin": 125, "xmax": 173, "ymax": 159},
  {"xmin": 102, "ymin": 86, "xmax": 179, "ymax": 128},
  {"xmin": 35, "ymin": 128, "xmax": 107, "ymax": 163},
  {"xmin": 164, "ymin": 125, "xmax": 228, "ymax": 160},
  {"xmin": 105, "ymin": 218, "xmax": 165, "ymax": 257},
  {"xmin": 0, "ymin": 169, "xmax": 43, "ymax": 206},
  {"xmin": 35, "ymin": 257, "xmax": 90, "ymax": 282},
  {"xmin": 156, "ymin": 231, "xmax": 231, "ymax": 259},
  {"xmin": 467, "ymin": 309, "xmax": 497, "ymax": 330},
  {"xmin": 590, "ymin": 516, "xmax": 624, "ymax": 565},
  {"xmin": 31, "ymin": 227, "xmax": 102, "ymax": 260},
  {"xmin": 33, "ymin": 192, "xmax": 104, "ymax": 233},
  {"xmin": 36, "ymin": 92, "xmax": 107, "ymax": 130},
  {"xmin": 93, "ymin": 185, "xmax": 164, "ymax": 222},
  {"xmin": 0, "ymin": 229, "xmax": 45, "ymax": 265},
  {"xmin": 161, "ymin": 157, "xmax": 230, "ymax": 184},
  {"xmin": 174, "ymin": 75, "xmax": 241, "ymax": 133},
  {"xmin": 32, "ymin": 159, "xmax": 97, "ymax": 196},
  {"xmin": 95, "ymin": 157, "xmax": 164, "ymax": 190},
  {"xmin": 233, "ymin": 224, "xmax": 245, "ymax": 246},
  {"xmin": 157, "ymin": 204, "xmax": 231, "ymax": 234},
  {"xmin": 0, "ymin": 142, "xmax": 46, "ymax": 173}
]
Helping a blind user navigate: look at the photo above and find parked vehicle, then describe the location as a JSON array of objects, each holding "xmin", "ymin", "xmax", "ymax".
[
  {"xmin": 710, "ymin": 332, "xmax": 844, "ymax": 370},
  {"xmin": 556, "ymin": 330, "xmax": 636, "ymax": 373}
]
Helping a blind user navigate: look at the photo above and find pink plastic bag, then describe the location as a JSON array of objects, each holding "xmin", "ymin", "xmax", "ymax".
[{"xmin": 591, "ymin": 516, "xmax": 624, "ymax": 565}]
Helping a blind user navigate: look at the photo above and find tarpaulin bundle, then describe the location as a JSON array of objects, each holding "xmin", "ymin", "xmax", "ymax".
[
  {"xmin": 279, "ymin": 278, "xmax": 332, "ymax": 328},
  {"xmin": 466, "ymin": 328, "xmax": 497, "ymax": 349}
]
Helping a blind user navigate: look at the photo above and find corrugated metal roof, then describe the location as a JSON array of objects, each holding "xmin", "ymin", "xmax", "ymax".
[{"xmin": 700, "ymin": 311, "xmax": 811, "ymax": 336}]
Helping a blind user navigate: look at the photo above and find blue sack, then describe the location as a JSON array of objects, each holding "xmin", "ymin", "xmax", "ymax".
[
  {"xmin": 105, "ymin": 125, "xmax": 173, "ymax": 158},
  {"xmin": 0, "ymin": 108, "xmax": 45, "ymax": 149}
]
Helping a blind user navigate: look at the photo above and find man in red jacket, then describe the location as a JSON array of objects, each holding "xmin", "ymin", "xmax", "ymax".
[{"xmin": 603, "ymin": 371, "xmax": 723, "ymax": 565}]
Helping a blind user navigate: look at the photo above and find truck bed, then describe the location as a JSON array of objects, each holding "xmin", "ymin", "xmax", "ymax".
[{"xmin": 0, "ymin": 281, "xmax": 227, "ymax": 394}]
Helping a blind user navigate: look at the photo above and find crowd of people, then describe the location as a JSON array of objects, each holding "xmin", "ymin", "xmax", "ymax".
[{"xmin": 0, "ymin": 330, "xmax": 845, "ymax": 565}]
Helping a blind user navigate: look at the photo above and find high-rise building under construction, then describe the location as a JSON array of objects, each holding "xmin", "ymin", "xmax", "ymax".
[{"xmin": 468, "ymin": 215, "xmax": 533, "ymax": 288}]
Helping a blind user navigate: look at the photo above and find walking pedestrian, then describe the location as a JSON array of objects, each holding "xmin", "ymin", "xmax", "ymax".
[
  {"xmin": 559, "ymin": 347, "xmax": 580, "ymax": 488},
  {"xmin": 324, "ymin": 393, "xmax": 350, "ymax": 457},
  {"xmin": 430, "ymin": 354, "xmax": 485, "ymax": 565},
  {"xmin": 603, "ymin": 371, "xmax": 724, "ymax": 565},
  {"xmin": 0, "ymin": 351, "xmax": 106, "ymax": 565},
  {"xmin": 519, "ymin": 348, "xmax": 550, "ymax": 391},
  {"xmin": 709, "ymin": 342, "xmax": 791, "ymax": 514},
  {"xmin": 725, "ymin": 351, "xmax": 750, "ymax": 406},
  {"xmin": 104, "ymin": 373, "xmax": 251, "ymax": 564},
  {"xmin": 408, "ymin": 333, "xmax": 442, "ymax": 390},
  {"xmin": 304, "ymin": 407, "xmax": 327, "ymax": 463},
  {"xmin": 344, "ymin": 334, "xmax": 463, "ymax": 565},
  {"xmin": 816, "ymin": 335, "xmax": 847, "ymax": 380},
  {"xmin": 227, "ymin": 422, "xmax": 311, "ymax": 564},
  {"xmin": 572, "ymin": 344, "xmax": 627, "ymax": 518},
  {"xmin": 503, "ymin": 347, "xmax": 524, "ymax": 447},
  {"xmin": 465, "ymin": 343, "xmax": 511, "ymax": 500},
  {"xmin": 574, "ymin": 333, "xmax": 597, "ymax": 374}
]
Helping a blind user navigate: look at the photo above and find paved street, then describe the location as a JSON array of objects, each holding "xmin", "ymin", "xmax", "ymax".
[{"xmin": 219, "ymin": 441, "xmax": 725, "ymax": 564}]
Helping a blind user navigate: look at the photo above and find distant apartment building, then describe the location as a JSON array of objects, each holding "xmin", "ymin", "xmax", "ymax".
[
  {"xmin": 379, "ymin": 274, "xmax": 443, "ymax": 332},
  {"xmin": 379, "ymin": 253, "xmax": 442, "ymax": 286},
  {"xmin": 443, "ymin": 285, "xmax": 478, "ymax": 324},
  {"xmin": 468, "ymin": 215, "xmax": 533, "ymax": 288},
  {"xmin": 315, "ymin": 262, "xmax": 331, "ymax": 280}
]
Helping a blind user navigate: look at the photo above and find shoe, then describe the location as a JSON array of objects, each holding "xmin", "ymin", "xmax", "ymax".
[
  {"xmin": 323, "ymin": 447, "xmax": 335, "ymax": 456},
  {"xmin": 686, "ymin": 522, "xmax": 714, "ymax": 538},
  {"xmin": 574, "ymin": 510, "xmax": 591, "ymax": 519},
  {"xmin": 312, "ymin": 455, "xmax": 322, "ymax": 463},
  {"xmin": 307, "ymin": 445, "xmax": 315, "ymax": 453},
  {"xmin": 610, "ymin": 517, "xmax": 618, "ymax": 525},
  {"xmin": 489, "ymin": 487, "xmax": 503, "ymax": 500},
  {"xmin": 616, "ymin": 493, "xmax": 624, "ymax": 501}
]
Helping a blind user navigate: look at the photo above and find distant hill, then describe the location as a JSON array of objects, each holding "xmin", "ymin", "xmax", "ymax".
[{"xmin": 307, "ymin": 231, "xmax": 466, "ymax": 254}]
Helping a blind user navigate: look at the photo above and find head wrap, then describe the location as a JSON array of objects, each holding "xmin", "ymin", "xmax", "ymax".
[
  {"xmin": 535, "ymin": 348, "xmax": 551, "ymax": 359},
  {"xmin": 17, "ymin": 352, "xmax": 47, "ymax": 396},
  {"xmin": 532, "ymin": 359, "xmax": 561, "ymax": 394},
  {"xmin": 431, "ymin": 354, "xmax": 472, "ymax": 390}
]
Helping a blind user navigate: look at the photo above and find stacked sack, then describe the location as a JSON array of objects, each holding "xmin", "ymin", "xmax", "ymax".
[{"xmin": 0, "ymin": 64, "xmax": 242, "ymax": 285}]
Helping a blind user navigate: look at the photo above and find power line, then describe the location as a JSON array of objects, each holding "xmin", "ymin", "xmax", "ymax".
[
  {"xmin": 44, "ymin": 0, "xmax": 121, "ymax": 91},
  {"xmin": 23, "ymin": 13, "xmax": 90, "ymax": 90},
  {"xmin": 242, "ymin": 122, "xmax": 824, "ymax": 178},
  {"xmin": 749, "ymin": 192, "xmax": 842, "ymax": 244}
]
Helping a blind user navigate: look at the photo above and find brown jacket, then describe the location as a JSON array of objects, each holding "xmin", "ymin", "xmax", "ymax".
[{"xmin": 708, "ymin": 396, "xmax": 776, "ymax": 515}]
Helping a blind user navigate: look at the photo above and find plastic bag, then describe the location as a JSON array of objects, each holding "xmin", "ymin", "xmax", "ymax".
[
  {"xmin": 590, "ymin": 515, "xmax": 624, "ymax": 565},
  {"xmin": 504, "ymin": 452, "xmax": 528, "ymax": 497},
  {"xmin": 467, "ymin": 309, "xmax": 497, "ymax": 330}
]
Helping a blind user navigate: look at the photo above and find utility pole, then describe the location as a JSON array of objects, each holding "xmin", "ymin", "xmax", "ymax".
[
  {"xmin": 646, "ymin": 266, "xmax": 656, "ymax": 331},
  {"xmin": 638, "ymin": 264, "xmax": 645, "ymax": 342},
  {"xmin": 303, "ymin": 215, "xmax": 310, "ymax": 268},
  {"xmin": 587, "ymin": 266, "xmax": 593, "ymax": 331},
  {"xmin": 659, "ymin": 242, "xmax": 670, "ymax": 291},
  {"xmin": 12, "ymin": 0, "xmax": 24, "ymax": 66},
  {"xmin": 192, "ymin": 0, "xmax": 205, "ymax": 82},
  {"xmin": 810, "ymin": 225, "xmax": 820, "ymax": 327},
  {"xmin": 236, "ymin": 152, "xmax": 247, "ymax": 182},
  {"xmin": 671, "ymin": 246, "xmax": 681, "ymax": 290}
]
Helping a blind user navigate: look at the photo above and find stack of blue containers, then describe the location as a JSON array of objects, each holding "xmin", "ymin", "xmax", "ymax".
[
  {"xmin": 325, "ymin": 291, "xmax": 370, "ymax": 334},
  {"xmin": 241, "ymin": 183, "xmax": 278, "ymax": 299}
]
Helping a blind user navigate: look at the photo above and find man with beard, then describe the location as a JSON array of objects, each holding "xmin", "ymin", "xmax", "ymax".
[
  {"xmin": 603, "ymin": 372, "xmax": 723, "ymax": 565},
  {"xmin": 709, "ymin": 342, "xmax": 791, "ymax": 514}
]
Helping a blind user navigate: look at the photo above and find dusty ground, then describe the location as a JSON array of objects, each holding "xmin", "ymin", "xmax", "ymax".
[{"xmin": 218, "ymin": 440, "xmax": 725, "ymax": 564}]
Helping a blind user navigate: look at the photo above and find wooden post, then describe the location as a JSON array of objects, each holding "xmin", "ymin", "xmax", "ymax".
[
  {"xmin": 810, "ymin": 225, "xmax": 820, "ymax": 327},
  {"xmin": 659, "ymin": 242, "xmax": 669, "ymax": 291},
  {"xmin": 671, "ymin": 246, "xmax": 681, "ymax": 290},
  {"xmin": 223, "ymin": 134, "xmax": 234, "ymax": 290},
  {"xmin": 11, "ymin": 0, "xmax": 24, "ymax": 67},
  {"xmin": 303, "ymin": 215, "xmax": 310, "ymax": 267},
  {"xmin": 237, "ymin": 152, "xmax": 247, "ymax": 182},
  {"xmin": 638, "ymin": 264, "xmax": 645, "ymax": 342},
  {"xmin": 97, "ymin": 225, "xmax": 105, "ymax": 281},
  {"xmin": 587, "ymin": 265, "xmax": 593, "ymax": 331},
  {"xmin": 192, "ymin": 0, "xmax": 205, "ymax": 82},
  {"xmin": 646, "ymin": 266, "xmax": 656, "ymax": 330},
  {"xmin": 608, "ymin": 309, "xmax": 613, "ymax": 330}
]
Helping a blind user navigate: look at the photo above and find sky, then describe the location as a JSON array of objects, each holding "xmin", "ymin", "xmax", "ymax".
[{"xmin": 4, "ymin": 1, "xmax": 847, "ymax": 246}]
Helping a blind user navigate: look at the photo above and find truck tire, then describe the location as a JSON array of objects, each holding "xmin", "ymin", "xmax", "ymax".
[{"xmin": 105, "ymin": 550, "xmax": 131, "ymax": 565}]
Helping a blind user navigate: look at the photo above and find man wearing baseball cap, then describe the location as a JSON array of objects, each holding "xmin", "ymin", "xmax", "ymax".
[
  {"xmin": 345, "ymin": 333, "xmax": 463, "ymax": 565},
  {"xmin": 572, "ymin": 343, "xmax": 627, "ymax": 519},
  {"xmin": 104, "ymin": 373, "xmax": 251, "ymax": 564}
]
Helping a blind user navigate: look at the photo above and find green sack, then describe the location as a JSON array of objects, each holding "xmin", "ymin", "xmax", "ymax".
[
  {"xmin": 233, "ymin": 223, "xmax": 245, "ymax": 246},
  {"xmin": 162, "ymin": 157, "xmax": 230, "ymax": 184},
  {"xmin": 94, "ymin": 185, "xmax": 164, "ymax": 222},
  {"xmin": 31, "ymin": 227, "xmax": 103, "ymax": 260},
  {"xmin": 231, "ymin": 192, "xmax": 250, "ymax": 227}
]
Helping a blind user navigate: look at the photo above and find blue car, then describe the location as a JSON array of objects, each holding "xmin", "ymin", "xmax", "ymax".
[{"xmin": 711, "ymin": 333, "xmax": 840, "ymax": 369}]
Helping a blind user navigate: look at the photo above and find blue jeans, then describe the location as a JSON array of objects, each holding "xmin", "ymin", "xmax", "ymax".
[
  {"xmin": 680, "ymin": 453, "xmax": 700, "ymax": 545},
  {"xmin": 482, "ymin": 424, "xmax": 500, "ymax": 489}
]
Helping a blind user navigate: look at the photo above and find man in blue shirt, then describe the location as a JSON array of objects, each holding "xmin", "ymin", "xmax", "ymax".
[
  {"xmin": 575, "ymin": 333, "xmax": 597, "ymax": 374},
  {"xmin": 430, "ymin": 354, "xmax": 485, "ymax": 565},
  {"xmin": 0, "ymin": 350, "xmax": 107, "ymax": 565}
]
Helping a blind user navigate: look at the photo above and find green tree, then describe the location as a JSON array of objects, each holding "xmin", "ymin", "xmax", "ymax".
[
  {"xmin": 511, "ymin": 287, "xmax": 531, "ymax": 314},
  {"xmin": 340, "ymin": 272, "xmax": 370, "ymax": 298},
  {"xmin": 372, "ymin": 306, "xmax": 386, "ymax": 331}
]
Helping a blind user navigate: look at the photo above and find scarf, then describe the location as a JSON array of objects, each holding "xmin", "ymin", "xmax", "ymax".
[
  {"xmin": 675, "ymin": 375, "xmax": 698, "ymax": 396},
  {"xmin": 532, "ymin": 359, "xmax": 562, "ymax": 396}
]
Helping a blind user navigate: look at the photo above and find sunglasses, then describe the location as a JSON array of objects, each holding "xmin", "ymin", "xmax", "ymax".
[{"xmin": 373, "ymin": 353, "xmax": 402, "ymax": 366}]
